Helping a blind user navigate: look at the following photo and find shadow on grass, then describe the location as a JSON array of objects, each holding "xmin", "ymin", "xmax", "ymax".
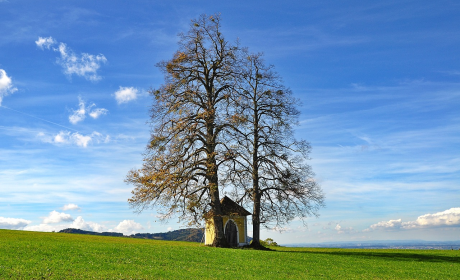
[{"xmin": 276, "ymin": 249, "xmax": 460, "ymax": 264}]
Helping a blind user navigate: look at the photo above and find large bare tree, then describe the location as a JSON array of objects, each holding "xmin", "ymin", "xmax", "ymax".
[
  {"xmin": 224, "ymin": 51, "xmax": 324, "ymax": 247},
  {"xmin": 126, "ymin": 14, "xmax": 238, "ymax": 247}
]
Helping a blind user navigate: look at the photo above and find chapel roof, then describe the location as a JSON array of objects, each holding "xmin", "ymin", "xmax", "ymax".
[{"xmin": 219, "ymin": 196, "xmax": 251, "ymax": 216}]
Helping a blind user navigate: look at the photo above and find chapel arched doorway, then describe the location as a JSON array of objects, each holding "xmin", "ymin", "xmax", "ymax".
[{"xmin": 225, "ymin": 220, "xmax": 238, "ymax": 247}]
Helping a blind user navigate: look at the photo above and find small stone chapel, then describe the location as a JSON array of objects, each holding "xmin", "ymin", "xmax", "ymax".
[{"xmin": 204, "ymin": 196, "xmax": 251, "ymax": 247}]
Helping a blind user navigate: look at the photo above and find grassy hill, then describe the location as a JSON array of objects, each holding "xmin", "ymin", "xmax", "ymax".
[{"xmin": 0, "ymin": 229, "xmax": 459, "ymax": 279}]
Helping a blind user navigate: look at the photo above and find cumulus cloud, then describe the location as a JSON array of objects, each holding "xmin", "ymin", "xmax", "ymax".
[
  {"xmin": 402, "ymin": 208, "xmax": 460, "ymax": 229},
  {"xmin": 114, "ymin": 86, "xmax": 138, "ymax": 104},
  {"xmin": 24, "ymin": 216, "xmax": 106, "ymax": 233},
  {"xmin": 366, "ymin": 208, "xmax": 460, "ymax": 231},
  {"xmin": 42, "ymin": 210, "xmax": 74, "ymax": 224},
  {"xmin": 62, "ymin": 204, "xmax": 80, "ymax": 211},
  {"xmin": 112, "ymin": 220, "xmax": 144, "ymax": 235},
  {"xmin": 365, "ymin": 219, "xmax": 403, "ymax": 231},
  {"xmin": 39, "ymin": 130, "xmax": 109, "ymax": 148},
  {"xmin": 69, "ymin": 96, "xmax": 107, "ymax": 124},
  {"xmin": 35, "ymin": 36, "xmax": 57, "ymax": 50},
  {"xmin": 0, "ymin": 217, "xmax": 31, "ymax": 230},
  {"xmin": 0, "ymin": 69, "xmax": 18, "ymax": 106},
  {"xmin": 36, "ymin": 36, "xmax": 107, "ymax": 81},
  {"xmin": 70, "ymin": 216, "xmax": 106, "ymax": 232},
  {"xmin": 24, "ymin": 223, "xmax": 65, "ymax": 232}
]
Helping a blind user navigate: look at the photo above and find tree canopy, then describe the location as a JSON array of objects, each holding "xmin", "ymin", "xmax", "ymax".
[
  {"xmin": 126, "ymin": 14, "xmax": 324, "ymax": 248},
  {"xmin": 222, "ymin": 50, "xmax": 324, "ymax": 247}
]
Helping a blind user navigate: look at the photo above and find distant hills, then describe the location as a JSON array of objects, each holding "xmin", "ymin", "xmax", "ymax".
[
  {"xmin": 59, "ymin": 228, "xmax": 204, "ymax": 243},
  {"xmin": 284, "ymin": 240, "xmax": 460, "ymax": 250},
  {"xmin": 59, "ymin": 228, "xmax": 124, "ymax": 237}
]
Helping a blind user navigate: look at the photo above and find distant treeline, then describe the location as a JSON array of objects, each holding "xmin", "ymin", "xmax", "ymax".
[
  {"xmin": 59, "ymin": 228, "xmax": 204, "ymax": 243},
  {"xmin": 59, "ymin": 228, "xmax": 124, "ymax": 237}
]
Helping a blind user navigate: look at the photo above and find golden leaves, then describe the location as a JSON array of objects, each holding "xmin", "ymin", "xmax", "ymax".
[{"xmin": 229, "ymin": 113, "xmax": 247, "ymax": 125}]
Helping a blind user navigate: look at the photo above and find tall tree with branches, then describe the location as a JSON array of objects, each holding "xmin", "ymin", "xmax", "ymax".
[
  {"xmin": 224, "ymin": 51, "xmax": 324, "ymax": 247},
  {"xmin": 126, "ymin": 14, "xmax": 238, "ymax": 247}
]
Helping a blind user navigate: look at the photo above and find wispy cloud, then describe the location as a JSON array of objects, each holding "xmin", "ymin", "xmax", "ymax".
[
  {"xmin": 38, "ymin": 130, "xmax": 109, "ymax": 148},
  {"xmin": 69, "ymin": 96, "xmax": 108, "ymax": 124},
  {"xmin": 35, "ymin": 36, "xmax": 56, "ymax": 50},
  {"xmin": 56, "ymin": 43, "xmax": 107, "ymax": 81},
  {"xmin": 89, "ymin": 107, "xmax": 108, "ymax": 119},
  {"xmin": 69, "ymin": 96, "xmax": 86, "ymax": 124},
  {"xmin": 268, "ymin": 226, "xmax": 293, "ymax": 233},
  {"xmin": 0, "ymin": 69, "xmax": 17, "ymax": 106},
  {"xmin": 114, "ymin": 86, "xmax": 138, "ymax": 104},
  {"xmin": 335, "ymin": 223, "xmax": 355, "ymax": 234},
  {"xmin": 35, "ymin": 36, "xmax": 107, "ymax": 81}
]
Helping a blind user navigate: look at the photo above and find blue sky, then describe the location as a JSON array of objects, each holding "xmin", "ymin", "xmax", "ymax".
[{"xmin": 1, "ymin": 0, "xmax": 459, "ymax": 244}]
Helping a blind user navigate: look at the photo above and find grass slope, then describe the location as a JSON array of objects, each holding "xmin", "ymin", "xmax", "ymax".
[{"xmin": 0, "ymin": 229, "xmax": 459, "ymax": 279}]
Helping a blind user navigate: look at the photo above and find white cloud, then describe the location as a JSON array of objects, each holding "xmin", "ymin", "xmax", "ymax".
[
  {"xmin": 365, "ymin": 219, "xmax": 403, "ymax": 231},
  {"xmin": 0, "ymin": 69, "xmax": 17, "ymax": 106},
  {"xmin": 35, "ymin": 36, "xmax": 57, "ymax": 50},
  {"xmin": 56, "ymin": 43, "xmax": 107, "ymax": 81},
  {"xmin": 335, "ymin": 223, "xmax": 354, "ymax": 234},
  {"xmin": 72, "ymin": 132, "xmax": 92, "ymax": 147},
  {"xmin": 114, "ymin": 86, "xmax": 138, "ymax": 104},
  {"xmin": 89, "ymin": 107, "xmax": 108, "ymax": 119},
  {"xmin": 69, "ymin": 96, "xmax": 87, "ymax": 124},
  {"xmin": 269, "ymin": 226, "xmax": 293, "ymax": 233},
  {"xmin": 53, "ymin": 131, "xmax": 70, "ymax": 144},
  {"xmin": 167, "ymin": 227, "xmax": 173, "ymax": 231},
  {"xmin": 112, "ymin": 220, "xmax": 144, "ymax": 235},
  {"xmin": 39, "ymin": 130, "xmax": 109, "ymax": 148},
  {"xmin": 69, "ymin": 96, "xmax": 108, "ymax": 124},
  {"xmin": 42, "ymin": 210, "xmax": 74, "ymax": 224},
  {"xmin": 70, "ymin": 216, "xmax": 106, "ymax": 232},
  {"xmin": 0, "ymin": 217, "xmax": 31, "ymax": 230},
  {"xmin": 24, "ymin": 223, "xmax": 65, "ymax": 232},
  {"xmin": 366, "ymin": 208, "xmax": 460, "ymax": 231},
  {"xmin": 402, "ymin": 208, "xmax": 460, "ymax": 229},
  {"xmin": 36, "ymin": 37, "xmax": 107, "ymax": 81},
  {"xmin": 22, "ymin": 215, "xmax": 106, "ymax": 233},
  {"xmin": 62, "ymin": 204, "xmax": 80, "ymax": 211}
]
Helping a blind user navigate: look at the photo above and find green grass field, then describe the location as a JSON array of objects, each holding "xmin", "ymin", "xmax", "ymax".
[{"xmin": 0, "ymin": 229, "xmax": 459, "ymax": 279}]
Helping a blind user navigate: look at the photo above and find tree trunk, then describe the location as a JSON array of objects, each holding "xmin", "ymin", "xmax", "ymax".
[
  {"xmin": 211, "ymin": 215, "xmax": 228, "ymax": 247},
  {"xmin": 251, "ymin": 98, "xmax": 262, "ymax": 247},
  {"xmin": 207, "ymin": 121, "xmax": 229, "ymax": 248},
  {"xmin": 252, "ymin": 192, "xmax": 261, "ymax": 246},
  {"xmin": 209, "ymin": 179, "xmax": 228, "ymax": 247}
]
